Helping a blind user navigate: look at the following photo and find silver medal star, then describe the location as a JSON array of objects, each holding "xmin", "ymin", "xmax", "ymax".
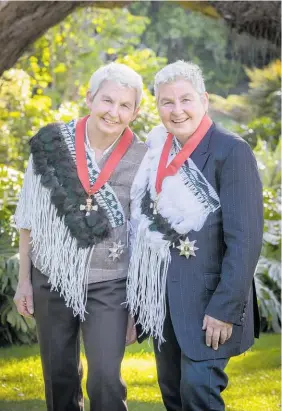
[
  {"xmin": 176, "ymin": 237, "xmax": 199, "ymax": 259},
  {"xmin": 109, "ymin": 240, "xmax": 125, "ymax": 261}
]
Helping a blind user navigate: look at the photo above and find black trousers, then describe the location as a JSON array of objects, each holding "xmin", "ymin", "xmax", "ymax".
[
  {"xmin": 154, "ymin": 304, "xmax": 229, "ymax": 411},
  {"xmin": 32, "ymin": 267, "xmax": 128, "ymax": 411}
]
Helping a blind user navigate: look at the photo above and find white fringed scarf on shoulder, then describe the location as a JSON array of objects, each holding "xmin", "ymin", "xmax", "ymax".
[
  {"xmin": 15, "ymin": 154, "xmax": 94, "ymax": 318},
  {"xmin": 127, "ymin": 124, "xmax": 220, "ymax": 345},
  {"xmin": 14, "ymin": 120, "xmax": 125, "ymax": 320}
]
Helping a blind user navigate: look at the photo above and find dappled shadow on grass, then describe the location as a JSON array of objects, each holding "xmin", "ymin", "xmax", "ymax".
[
  {"xmin": 226, "ymin": 346, "xmax": 281, "ymax": 376},
  {"xmin": 0, "ymin": 371, "xmax": 41, "ymax": 386},
  {"xmin": 0, "ymin": 399, "xmax": 46, "ymax": 411},
  {"xmin": 127, "ymin": 400, "xmax": 165, "ymax": 410},
  {"xmin": 127, "ymin": 380, "xmax": 159, "ymax": 388},
  {"xmin": 0, "ymin": 344, "xmax": 40, "ymax": 360},
  {"xmin": 82, "ymin": 398, "xmax": 165, "ymax": 411},
  {"xmin": 126, "ymin": 341, "xmax": 154, "ymax": 354},
  {"xmin": 0, "ymin": 399, "xmax": 165, "ymax": 411}
]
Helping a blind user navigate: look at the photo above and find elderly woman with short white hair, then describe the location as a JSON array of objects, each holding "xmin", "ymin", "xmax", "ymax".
[
  {"xmin": 14, "ymin": 63, "xmax": 147, "ymax": 411},
  {"xmin": 127, "ymin": 60, "xmax": 263, "ymax": 411}
]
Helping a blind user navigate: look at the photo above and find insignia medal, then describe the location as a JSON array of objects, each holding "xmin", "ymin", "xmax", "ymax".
[
  {"xmin": 79, "ymin": 196, "xmax": 98, "ymax": 216},
  {"xmin": 176, "ymin": 237, "xmax": 199, "ymax": 259},
  {"xmin": 109, "ymin": 240, "xmax": 125, "ymax": 261}
]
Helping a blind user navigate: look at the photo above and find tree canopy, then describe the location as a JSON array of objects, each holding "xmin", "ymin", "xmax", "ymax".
[{"xmin": 0, "ymin": 1, "xmax": 280, "ymax": 75}]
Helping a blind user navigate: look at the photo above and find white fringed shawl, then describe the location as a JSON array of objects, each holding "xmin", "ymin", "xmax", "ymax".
[
  {"xmin": 127, "ymin": 125, "xmax": 220, "ymax": 345},
  {"xmin": 14, "ymin": 155, "xmax": 94, "ymax": 319},
  {"xmin": 14, "ymin": 120, "xmax": 125, "ymax": 319}
]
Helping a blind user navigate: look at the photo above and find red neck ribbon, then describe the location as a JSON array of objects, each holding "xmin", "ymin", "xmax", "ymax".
[
  {"xmin": 155, "ymin": 114, "xmax": 212, "ymax": 194},
  {"xmin": 75, "ymin": 115, "xmax": 133, "ymax": 196}
]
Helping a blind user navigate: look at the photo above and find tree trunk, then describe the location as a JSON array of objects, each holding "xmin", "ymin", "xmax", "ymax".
[{"xmin": 0, "ymin": 1, "xmax": 125, "ymax": 76}]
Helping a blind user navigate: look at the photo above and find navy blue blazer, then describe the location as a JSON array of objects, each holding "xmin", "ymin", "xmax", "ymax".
[{"xmin": 166, "ymin": 123, "xmax": 263, "ymax": 360}]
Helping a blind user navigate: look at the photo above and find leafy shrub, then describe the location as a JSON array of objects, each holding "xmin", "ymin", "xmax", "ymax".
[
  {"xmin": 254, "ymin": 140, "xmax": 281, "ymax": 332},
  {"xmin": 0, "ymin": 165, "xmax": 37, "ymax": 345},
  {"xmin": 0, "ymin": 254, "xmax": 37, "ymax": 346}
]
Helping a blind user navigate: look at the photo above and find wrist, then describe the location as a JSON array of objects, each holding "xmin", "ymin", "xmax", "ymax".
[{"xmin": 18, "ymin": 272, "xmax": 31, "ymax": 284}]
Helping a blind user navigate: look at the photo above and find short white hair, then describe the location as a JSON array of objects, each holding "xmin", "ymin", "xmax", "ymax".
[
  {"xmin": 89, "ymin": 62, "xmax": 143, "ymax": 108},
  {"xmin": 154, "ymin": 60, "xmax": 206, "ymax": 97}
]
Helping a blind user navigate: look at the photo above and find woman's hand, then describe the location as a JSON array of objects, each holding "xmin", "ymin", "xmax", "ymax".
[
  {"xmin": 14, "ymin": 229, "xmax": 33, "ymax": 317},
  {"xmin": 202, "ymin": 314, "xmax": 233, "ymax": 350},
  {"xmin": 14, "ymin": 279, "xmax": 34, "ymax": 317},
  {"xmin": 125, "ymin": 314, "xmax": 137, "ymax": 346}
]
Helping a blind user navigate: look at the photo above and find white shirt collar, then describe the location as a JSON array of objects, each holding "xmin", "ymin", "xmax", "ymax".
[{"xmin": 85, "ymin": 119, "xmax": 120, "ymax": 160}]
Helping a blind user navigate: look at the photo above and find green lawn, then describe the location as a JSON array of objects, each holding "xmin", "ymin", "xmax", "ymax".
[{"xmin": 0, "ymin": 334, "xmax": 280, "ymax": 411}]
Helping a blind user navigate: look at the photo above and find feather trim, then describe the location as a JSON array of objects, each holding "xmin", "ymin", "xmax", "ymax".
[{"xmin": 30, "ymin": 123, "xmax": 110, "ymax": 248}]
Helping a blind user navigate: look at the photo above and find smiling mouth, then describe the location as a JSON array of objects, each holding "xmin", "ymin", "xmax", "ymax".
[
  {"xmin": 103, "ymin": 118, "xmax": 119, "ymax": 125},
  {"xmin": 172, "ymin": 119, "xmax": 189, "ymax": 124}
]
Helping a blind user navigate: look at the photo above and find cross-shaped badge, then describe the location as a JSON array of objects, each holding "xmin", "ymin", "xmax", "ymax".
[{"xmin": 80, "ymin": 197, "xmax": 98, "ymax": 216}]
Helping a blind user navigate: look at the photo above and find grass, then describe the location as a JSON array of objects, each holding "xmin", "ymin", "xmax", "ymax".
[{"xmin": 0, "ymin": 334, "xmax": 280, "ymax": 411}]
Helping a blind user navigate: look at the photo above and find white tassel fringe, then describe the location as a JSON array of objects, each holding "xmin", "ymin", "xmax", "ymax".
[
  {"xmin": 127, "ymin": 219, "xmax": 171, "ymax": 346},
  {"xmin": 15, "ymin": 156, "xmax": 94, "ymax": 319}
]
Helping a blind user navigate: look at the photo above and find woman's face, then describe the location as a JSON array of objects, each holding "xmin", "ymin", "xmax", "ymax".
[
  {"xmin": 157, "ymin": 78, "xmax": 208, "ymax": 143},
  {"xmin": 86, "ymin": 80, "xmax": 139, "ymax": 139}
]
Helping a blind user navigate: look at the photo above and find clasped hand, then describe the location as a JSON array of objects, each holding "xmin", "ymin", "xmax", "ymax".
[{"xmin": 202, "ymin": 314, "xmax": 233, "ymax": 350}]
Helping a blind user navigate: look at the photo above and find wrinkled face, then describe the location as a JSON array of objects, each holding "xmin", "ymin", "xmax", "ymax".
[
  {"xmin": 86, "ymin": 80, "xmax": 139, "ymax": 138},
  {"xmin": 157, "ymin": 78, "xmax": 208, "ymax": 142}
]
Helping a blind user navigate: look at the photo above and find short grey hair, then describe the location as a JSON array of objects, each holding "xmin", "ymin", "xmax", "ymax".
[
  {"xmin": 154, "ymin": 60, "xmax": 206, "ymax": 97},
  {"xmin": 89, "ymin": 62, "xmax": 143, "ymax": 108}
]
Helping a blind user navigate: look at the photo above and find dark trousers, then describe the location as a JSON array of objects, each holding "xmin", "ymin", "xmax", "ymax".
[
  {"xmin": 153, "ymin": 304, "xmax": 229, "ymax": 411},
  {"xmin": 32, "ymin": 267, "xmax": 128, "ymax": 411}
]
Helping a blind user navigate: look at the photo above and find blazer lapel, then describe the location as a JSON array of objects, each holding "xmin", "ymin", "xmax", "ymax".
[{"xmin": 191, "ymin": 123, "xmax": 215, "ymax": 171}]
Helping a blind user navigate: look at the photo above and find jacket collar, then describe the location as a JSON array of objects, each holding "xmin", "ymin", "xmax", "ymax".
[{"xmin": 190, "ymin": 122, "xmax": 215, "ymax": 171}]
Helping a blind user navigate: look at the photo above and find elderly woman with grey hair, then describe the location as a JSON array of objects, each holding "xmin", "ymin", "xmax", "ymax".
[
  {"xmin": 14, "ymin": 63, "xmax": 147, "ymax": 411},
  {"xmin": 127, "ymin": 60, "xmax": 263, "ymax": 411}
]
